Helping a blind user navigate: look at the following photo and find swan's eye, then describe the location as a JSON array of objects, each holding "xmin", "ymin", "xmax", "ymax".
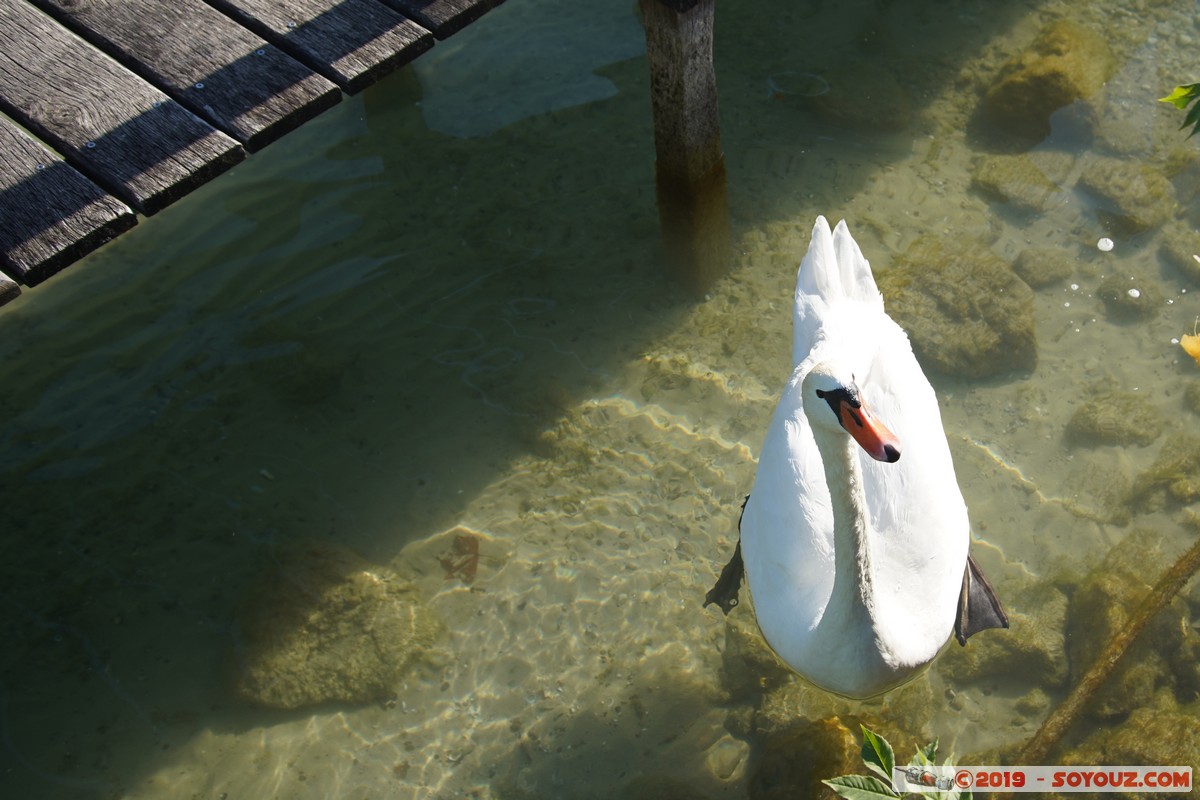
[{"xmin": 816, "ymin": 386, "xmax": 860, "ymax": 422}]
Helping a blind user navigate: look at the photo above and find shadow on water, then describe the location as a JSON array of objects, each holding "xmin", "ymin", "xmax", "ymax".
[{"xmin": 0, "ymin": 0, "xmax": 1062, "ymax": 795}]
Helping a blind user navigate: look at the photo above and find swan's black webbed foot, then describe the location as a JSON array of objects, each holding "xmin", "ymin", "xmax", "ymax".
[
  {"xmin": 703, "ymin": 496, "xmax": 749, "ymax": 615},
  {"xmin": 704, "ymin": 540, "xmax": 743, "ymax": 614},
  {"xmin": 954, "ymin": 552, "xmax": 1009, "ymax": 645}
]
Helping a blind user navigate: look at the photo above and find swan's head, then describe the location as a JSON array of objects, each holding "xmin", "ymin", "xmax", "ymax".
[{"xmin": 802, "ymin": 366, "xmax": 901, "ymax": 463}]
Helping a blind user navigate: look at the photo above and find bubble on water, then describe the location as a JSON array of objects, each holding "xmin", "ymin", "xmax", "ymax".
[
  {"xmin": 1070, "ymin": 283, "xmax": 1079, "ymax": 291},
  {"xmin": 1097, "ymin": 237, "xmax": 1114, "ymax": 252},
  {"xmin": 1127, "ymin": 288, "xmax": 1141, "ymax": 299}
]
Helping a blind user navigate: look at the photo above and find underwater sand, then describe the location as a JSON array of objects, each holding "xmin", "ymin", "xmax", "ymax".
[{"xmin": 2, "ymin": 0, "xmax": 1200, "ymax": 797}]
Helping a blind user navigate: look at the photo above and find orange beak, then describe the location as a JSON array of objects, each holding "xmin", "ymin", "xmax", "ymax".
[{"xmin": 836, "ymin": 397, "xmax": 901, "ymax": 463}]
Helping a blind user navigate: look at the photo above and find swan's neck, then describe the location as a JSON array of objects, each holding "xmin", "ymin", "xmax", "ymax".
[{"xmin": 811, "ymin": 424, "xmax": 876, "ymax": 630}]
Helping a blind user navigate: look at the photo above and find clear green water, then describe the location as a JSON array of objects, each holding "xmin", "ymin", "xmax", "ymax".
[{"xmin": 2, "ymin": 0, "xmax": 1200, "ymax": 797}]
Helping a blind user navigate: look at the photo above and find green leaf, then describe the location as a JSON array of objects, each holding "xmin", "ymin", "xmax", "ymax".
[
  {"xmin": 860, "ymin": 725, "xmax": 896, "ymax": 783},
  {"xmin": 915, "ymin": 737, "xmax": 939, "ymax": 767},
  {"xmin": 1160, "ymin": 84, "xmax": 1200, "ymax": 110},
  {"xmin": 822, "ymin": 774, "xmax": 902, "ymax": 800},
  {"xmin": 1183, "ymin": 102, "xmax": 1200, "ymax": 138}
]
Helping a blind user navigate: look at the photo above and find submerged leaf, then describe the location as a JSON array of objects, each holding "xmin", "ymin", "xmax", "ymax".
[{"xmin": 822, "ymin": 774, "xmax": 902, "ymax": 800}]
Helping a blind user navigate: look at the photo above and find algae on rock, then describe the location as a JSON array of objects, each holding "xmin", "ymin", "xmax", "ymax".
[
  {"xmin": 1158, "ymin": 221, "xmax": 1200, "ymax": 284},
  {"xmin": 229, "ymin": 538, "xmax": 443, "ymax": 710},
  {"xmin": 877, "ymin": 235, "xmax": 1037, "ymax": 378},
  {"xmin": 939, "ymin": 582, "xmax": 1068, "ymax": 690},
  {"xmin": 1058, "ymin": 704, "xmax": 1200, "ymax": 780},
  {"xmin": 981, "ymin": 20, "xmax": 1114, "ymax": 141},
  {"xmin": 748, "ymin": 717, "xmax": 862, "ymax": 800},
  {"xmin": 1130, "ymin": 435, "xmax": 1200, "ymax": 511},
  {"xmin": 1065, "ymin": 388, "xmax": 1163, "ymax": 447},
  {"xmin": 1061, "ymin": 462, "xmax": 1133, "ymax": 525},
  {"xmin": 1184, "ymin": 380, "xmax": 1200, "ymax": 416},
  {"xmin": 1065, "ymin": 529, "xmax": 1193, "ymax": 719},
  {"xmin": 1013, "ymin": 247, "xmax": 1075, "ymax": 288},
  {"xmin": 1078, "ymin": 156, "xmax": 1176, "ymax": 234},
  {"xmin": 972, "ymin": 155, "xmax": 1063, "ymax": 215}
]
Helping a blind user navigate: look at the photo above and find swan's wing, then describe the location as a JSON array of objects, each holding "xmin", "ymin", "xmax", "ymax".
[
  {"xmin": 794, "ymin": 217, "xmax": 884, "ymax": 366},
  {"xmin": 857, "ymin": 314, "xmax": 969, "ymax": 646}
]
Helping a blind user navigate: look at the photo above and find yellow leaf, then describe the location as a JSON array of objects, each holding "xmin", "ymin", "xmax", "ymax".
[{"xmin": 1182, "ymin": 333, "xmax": 1200, "ymax": 365}]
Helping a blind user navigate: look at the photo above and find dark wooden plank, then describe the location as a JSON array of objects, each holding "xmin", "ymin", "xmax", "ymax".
[
  {"xmin": 0, "ymin": 113, "xmax": 136, "ymax": 287},
  {"xmin": 0, "ymin": 273, "xmax": 20, "ymax": 307},
  {"xmin": 0, "ymin": 0, "xmax": 243, "ymax": 215},
  {"xmin": 205, "ymin": 0, "xmax": 434, "ymax": 93},
  {"xmin": 385, "ymin": 0, "xmax": 506, "ymax": 39},
  {"xmin": 29, "ymin": 0, "xmax": 342, "ymax": 153}
]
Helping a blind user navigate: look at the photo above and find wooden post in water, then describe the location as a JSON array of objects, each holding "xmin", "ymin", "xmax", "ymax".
[{"xmin": 640, "ymin": 0, "xmax": 729, "ymax": 297}]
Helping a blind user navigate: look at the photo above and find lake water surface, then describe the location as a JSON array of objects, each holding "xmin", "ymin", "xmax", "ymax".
[{"xmin": 3, "ymin": 0, "xmax": 1200, "ymax": 797}]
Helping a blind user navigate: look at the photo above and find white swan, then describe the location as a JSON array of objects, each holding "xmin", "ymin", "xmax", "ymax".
[{"xmin": 706, "ymin": 216, "xmax": 1006, "ymax": 698}]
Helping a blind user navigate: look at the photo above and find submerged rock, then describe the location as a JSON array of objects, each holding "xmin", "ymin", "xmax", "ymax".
[
  {"xmin": 1065, "ymin": 529, "xmax": 1192, "ymax": 718},
  {"xmin": 877, "ymin": 236, "xmax": 1037, "ymax": 378},
  {"xmin": 1065, "ymin": 388, "xmax": 1163, "ymax": 447},
  {"xmin": 1013, "ymin": 247, "xmax": 1075, "ymax": 288},
  {"xmin": 719, "ymin": 612, "xmax": 793, "ymax": 701},
  {"xmin": 971, "ymin": 155, "xmax": 1063, "ymax": 214},
  {"xmin": 939, "ymin": 582, "xmax": 1068, "ymax": 690},
  {"xmin": 1078, "ymin": 156, "xmax": 1176, "ymax": 235},
  {"xmin": 1096, "ymin": 273, "xmax": 1164, "ymax": 322},
  {"xmin": 748, "ymin": 717, "xmax": 862, "ymax": 800},
  {"xmin": 1061, "ymin": 462, "xmax": 1133, "ymax": 525},
  {"xmin": 1059, "ymin": 705, "xmax": 1200, "ymax": 780},
  {"xmin": 1158, "ymin": 221, "xmax": 1200, "ymax": 284},
  {"xmin": 229, "ymin": 539, "xmax": 442, "ymax": 710},
  {"xmin": 981, "ymin": 20, "xmax": 1114, "ymax": 141},
  {"xmin": 1130, "ymin": 435, "xmax": 1200, "ymax": 511},
  {"xmin": 623, "ymin": 775, "xmax": 717, "ymax": 800},
  {"xmin": 1185, "ymin": 381, "xmax": 1200, "ymax": 416}
]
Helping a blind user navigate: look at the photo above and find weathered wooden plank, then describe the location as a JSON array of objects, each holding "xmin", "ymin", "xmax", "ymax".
[
  {"xmin": 386, "ymin": 0, "xmax": 506, "ymax": 39},
  {"xmin": 0, "ymin": 113, "xmax": 136, "ymax": 287},
  {"xmin": 0, "ymin": 273, "xmax": 21, "ymax": 307},
  {"xmin": 206, "ymin": 0, "xmax": 435, "ymax": 93},
  {"xmin": 0, "ymin": 0, "xmax": 243, "ymax": 215},
  {"xmin": 29, "ymin": 0, "xmax": 342, "ymax": 153}
]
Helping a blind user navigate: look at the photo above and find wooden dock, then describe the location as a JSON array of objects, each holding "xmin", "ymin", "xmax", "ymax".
[{"xmin": 0, "ymin": 0, "xmax": 505, "ymax": 305}]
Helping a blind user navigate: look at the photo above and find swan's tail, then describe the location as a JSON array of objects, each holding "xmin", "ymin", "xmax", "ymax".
[{"xmin": 793, "ymin": 215, "xmax": 883, "ymax": 364}]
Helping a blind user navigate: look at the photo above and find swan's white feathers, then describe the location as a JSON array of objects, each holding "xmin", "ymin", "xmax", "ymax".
[
  {"xmin": 856, "ymin": 313, "xmax": 967, "ymax": 652},
  {"xmin": 794, "ymin": 217, "xmax": 883, "ymax": 366},
  {"xmin": 742, "ymin": 215, "xmax": 968, "ymax": 696}
]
